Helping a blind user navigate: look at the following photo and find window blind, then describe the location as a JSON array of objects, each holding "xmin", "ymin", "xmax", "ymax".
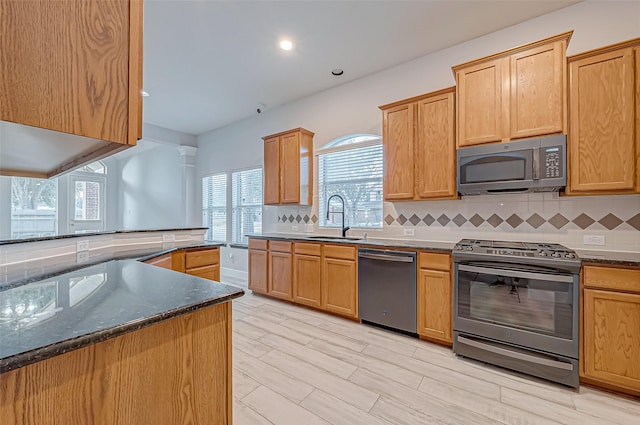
[
  {"xmin": 202, "ymin": 173, "xmax": 227, "ymax": 241},
  {"xmin": 232, "ymin": 168, "xmax": 263, "ymax": 244}
]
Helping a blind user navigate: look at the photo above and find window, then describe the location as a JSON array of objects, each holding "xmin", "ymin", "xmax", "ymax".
[
  {"xmin": 232, "ymin": 168, "xmax": 262, "ymax": 244},
  {"xmin": 10, "ymin": 177, "xmax": 58, "ymax": 239},
  {"xmin": 69, "ymin": 160, "xmax": 107, "ymax": 233},
  {"xmin": 202, "ymin": 173, "xmax": 227, "ymax": 242},
  {"xmin": 319, "ymin": 134, "xmax": 383, "ymax": 228}
]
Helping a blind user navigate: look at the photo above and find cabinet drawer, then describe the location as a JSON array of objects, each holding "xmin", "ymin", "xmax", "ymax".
[
  {"xmin": 584, "ymin": 266, "xmax": 640, "ymax": 293},
  {"xmin": 323, "ymin": 244, "xmax": 356, "ymax": 260},
  {"xmin": 269, "ymin": 240, "xmax": 292, "ymax": 253},
  {"xmin": 185, "ymin": 248, "xmax": 220, "ymax": 269},
  {"xmin": 187, "ymin": 265, "xmax": 218, "ymax": 281},
  {"xmin": 418, "ymin": 252, "xmax": 451, "ymax": 271},
  {"xmin": 294, "ymin": 242, "xmax": 322, "ymax": 256},
  {"xmin": 249, "ymin": 238, "xmax": 268, "ymax": 250}
]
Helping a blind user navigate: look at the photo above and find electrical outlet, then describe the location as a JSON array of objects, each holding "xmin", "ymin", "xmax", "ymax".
[
  {"xmin": 305, "ymin": 224, "xmax": 314, "ymax": 232},
  {"xmin": 76, "ymin": 251, "xmax": 89, "ymax": 263},
  {"xmin": 76, "ymin": 240, "xmax": 89, "ymax": 252},
  {"xmin": 162, "ymin": 233, "xmax": 175, "ymax": 243},
  {"xmin": 292, "ymin": 225, "xmax": 299, "ymax": 231},
  {"xmin": 403, "ymin": 228, "xmax": 415, "ymax": 236},
  {"xmin": 583, "ymin": 235, "xmax": 605, "ymax": 246}
]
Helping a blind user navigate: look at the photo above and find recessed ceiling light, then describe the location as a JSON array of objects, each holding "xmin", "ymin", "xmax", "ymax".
[
  {"xmin": 331, "ymin": 69, "xmax": 344, "ymax": 76},
  {"xmin": 279, "ymin": 39, "xmax": 293, "ymax": 51},
  {"xmin": 141, "ymin": 90, "xmax": 150, "ymax": 97}
]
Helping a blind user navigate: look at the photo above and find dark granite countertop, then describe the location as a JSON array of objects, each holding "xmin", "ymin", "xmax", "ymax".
[
  {"xmin": 0, "ymin": 259, "xmax": 243, "ymax": 373},
  {"xmin": 248, "ymin": 233, "xmax": 455, "ymax": 253},
  {"xmin": 2, "ymin": 241, "xmax": 225, "ymax": 290},
  {"xmin": 0, "ymin": 227, "xmax": 209, "ymax": 246},
  {"xmin": 248, "ymin": 233, "xmax": 640, "ymax": 266}
]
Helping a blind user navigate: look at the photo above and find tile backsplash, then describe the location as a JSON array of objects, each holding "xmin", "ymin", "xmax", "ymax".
[{"xmin": 265, "ymin": 193, "xmax": 640, "ymax": 252}]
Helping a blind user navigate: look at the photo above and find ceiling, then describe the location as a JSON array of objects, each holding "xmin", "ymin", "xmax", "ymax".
[{"xmin": 143, "ymin": 0, "xmax": 580, "ymax": 136}]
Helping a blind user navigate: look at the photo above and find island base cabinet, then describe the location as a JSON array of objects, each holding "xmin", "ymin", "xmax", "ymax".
[
  {"xmin": 322, "ymin": 257, "xmax": 357, "ymax": 318},
  {"xmin": 583, "ymin": 288, "xmax": 640, "ymax": 396},
  {"xmin": 0, "ymin": 302, "xmax": 233, "ymax": 425}
]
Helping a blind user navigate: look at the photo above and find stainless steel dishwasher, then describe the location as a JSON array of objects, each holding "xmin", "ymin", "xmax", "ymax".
[{"xmin": 358, "ymin": 248, "xmax": 417, "ymax": 335}]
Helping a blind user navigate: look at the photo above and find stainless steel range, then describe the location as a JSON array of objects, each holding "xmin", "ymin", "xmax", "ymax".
[{"xmin": 453, "ymin": 239, "xmax": 581, "ymax": 387}]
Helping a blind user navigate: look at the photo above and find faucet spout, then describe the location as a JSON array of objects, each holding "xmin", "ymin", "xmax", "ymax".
[{"xmin": 326, "ymin": 194, "xmax": 349, "ymax": 237}]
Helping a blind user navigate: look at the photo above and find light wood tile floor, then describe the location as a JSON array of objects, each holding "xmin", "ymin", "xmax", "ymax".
[{"xmin": 231, "ymin": 292, "xmax": 640, "ymax": 425}]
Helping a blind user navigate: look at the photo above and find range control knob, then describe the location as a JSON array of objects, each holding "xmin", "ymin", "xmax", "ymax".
[
  {"xmin": 552, "ymin": 252, "xmax": 561, "ymax": 258},
  {"xmin": 565, "ymin": 253, "xmax": 576, "ymax": 258},
  {"xmin": 454, "ymin": 245, "xmax": 462, "ymax": 250},
  {"xmin": 466, "ymin": 246, "xmax": 473, "ymax": 251},
  {"xmin": 538, "ymin": 251, "xmax": 547, "ymax": 257}
]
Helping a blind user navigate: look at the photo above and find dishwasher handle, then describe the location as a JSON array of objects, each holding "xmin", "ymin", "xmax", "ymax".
[{"xmin": 358, "ymin": 252, "xmax": 415, "ymax": 263}]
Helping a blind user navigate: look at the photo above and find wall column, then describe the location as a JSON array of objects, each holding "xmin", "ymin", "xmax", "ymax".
[{"xmin": 177, "ymin": 146, "xmax": 198, "ymax": 227}]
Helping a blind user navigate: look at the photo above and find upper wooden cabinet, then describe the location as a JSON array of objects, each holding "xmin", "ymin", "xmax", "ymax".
[
  {"xmin": 453, "ymin": 32, "xmax": 571, "ymax": 148},
  {"xmin": 380, "ymin": 87, "xmax": 456, "ymax": 201},
  {"xmin": 262, "ymin": 128, "xmax": 314, "ymax": 205},
  {"xmin": 0, "ymin": 0, "xmax": 143, "ymax": 178},
  {"xmin": 566, "ymin": 39, "xmax": 640, "ymax": 195}
]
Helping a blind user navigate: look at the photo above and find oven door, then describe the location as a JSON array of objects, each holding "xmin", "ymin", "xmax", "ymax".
[{"xmin": 454, "ymin": 262, "xmax": 579, "ymax": 358}]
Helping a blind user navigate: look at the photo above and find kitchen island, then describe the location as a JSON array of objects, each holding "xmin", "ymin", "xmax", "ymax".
[{"xmin": 1, "ymin": 245, "xmax": 243, "ymax": 425}]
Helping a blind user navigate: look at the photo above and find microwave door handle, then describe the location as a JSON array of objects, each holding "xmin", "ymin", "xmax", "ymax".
[
  {"xmin": 532, "ymin": 147, "xmax": 540, "ymax": 180},
  {"xmin": 457, "ymin": 264, "xmax": 574, "ymax": 283}
]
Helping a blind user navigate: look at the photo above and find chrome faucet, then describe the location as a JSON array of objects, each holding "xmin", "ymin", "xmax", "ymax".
[{"xmin": 326, "ymin": 194, "xmax": 350, "ymax": 237}]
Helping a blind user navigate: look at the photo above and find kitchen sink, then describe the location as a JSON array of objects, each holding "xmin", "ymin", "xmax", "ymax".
[{"xmin": 306, "ymin": 236, "xmax": 362, "ymax": 241}]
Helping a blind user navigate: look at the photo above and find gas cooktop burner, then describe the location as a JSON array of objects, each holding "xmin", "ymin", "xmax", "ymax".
[{"xmin": 454, "ymin": 239, "xmax": 579, "ymax": 262}]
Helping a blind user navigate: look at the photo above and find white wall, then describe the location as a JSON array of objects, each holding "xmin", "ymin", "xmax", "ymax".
[{"xmin": 196, "ymin": 1, "xmax": 640, "ymax": 279}]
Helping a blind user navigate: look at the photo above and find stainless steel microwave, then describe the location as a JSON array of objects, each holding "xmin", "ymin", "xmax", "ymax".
[{"xmin": 457, "ymin": 135, "xmax": 566, "ymax": 196}]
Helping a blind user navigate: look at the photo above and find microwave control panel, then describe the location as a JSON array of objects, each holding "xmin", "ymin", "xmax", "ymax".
[{"xmin": 543, "ymin": 146, "xmax": 563, "ymax": 178}]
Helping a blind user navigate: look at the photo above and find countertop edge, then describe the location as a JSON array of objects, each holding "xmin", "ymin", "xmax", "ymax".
[
  {"xmin": 0, "ymin": 288, "xmax": 243, "ymax": 374},
  {"xmin": 0, "ymin": 228, "xmax": 209, "ymax": 246}
]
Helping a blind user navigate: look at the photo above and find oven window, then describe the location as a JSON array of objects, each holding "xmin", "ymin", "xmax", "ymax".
[
  {"xmin": 461, "ymin": 154, "xmax": 529, "ymax": 184},
  {"xmin": 457, "ymin": 268, "xmax": 573, "ymax": 339}
]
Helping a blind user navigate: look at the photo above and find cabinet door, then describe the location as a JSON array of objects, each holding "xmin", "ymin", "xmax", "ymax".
[
  {"xmin": 280, "ymin": 131, "xmax": 301, "ymax": 203},
  {"xmin": 383, "ymin": 102, "xmax": 415, "ymax": 200},
  {"xmin": 187, "ymin": 265, "xmax": 217, "ymax": 280},
  {"xmin": 568, "ymin": 48, "xmax": 637, "ymax": 193},
  {"xmin": 0, "ymin": 0, "xmax": 141, "ymax": 145},
  {"xmin": 322, "ymin": 258, "xmax": 357, "ymax": 317},
  {"xmin": 248, "ymin": 249, "xmax": 268, "ymax": 293},
  {"xmin": 510, "ymin": 40, "xmax": 565, "ymax": 139},
  {"xmin": 293, "ymin": 254, "xmax": 322, "ymax": 308},
  {"xmin": 456, "ymin": 57, "xmax": 508, "ymax": 147},
  {"xmin": 584, "ymin": 289, "xmax": 640, "ymax": 392},
  {"xmin": 263, "ymin": 136, "xmax": 281, "ymax": 204},
  {"xmin": 268, "ymin": 251, "xmax": 293, "ymax": 300},
  {"xmin": 415, "ymin": 91, "xmax": 456, "ymax": 199},
  {"xmin": 417, "ymin": 269, "xmax": 452, "ymax": 344}
]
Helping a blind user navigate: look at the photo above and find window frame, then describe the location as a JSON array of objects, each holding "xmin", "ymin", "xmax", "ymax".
[
  {"xmin": 231, "ymin": 167, "xmax": 263, "ymax": 245},
  {"xmin": 202, "ymin": 172, "xmax": 228, "ymax": 243}
]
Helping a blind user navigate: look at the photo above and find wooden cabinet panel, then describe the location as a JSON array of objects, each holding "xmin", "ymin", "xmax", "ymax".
[
  {"xmin": 144, "ymin": 254, "xmax": 172, "ymax": 270},
  {"xmin": 248, "ymin": 249, "xmax": 268, "ymax": 294},
  {"xmin": 187, "ymin": 265, "xmax": 218, "ymax": 281},
  {"xmin": 383, "ymin": 103, "xmax": 415, "ymax": 200},
  {"xmin": 322, "ymin": 257, "xmax": 357, "ymax": 318},
  {"xmin": 456, "ymin": 58, "xmax": 507, "ymax": 147},
  {"xmin": 417, "ymin": 269, "xmax": 452, "ymax": 344},
  {"xmin": 249, "ymin": 238, "xmax": 268, "ymax": 250},
  {"xmin": 418, "ymin": 252, "xmax": 451, "ymax": 272},
  {"xmin": 584, "ymin": 288, "xmax": 640, "ymax": 392},
  {"xmin": 0, "ymin": 0, "xmax": 141, "ymax": 146},
  {"xmin": 568, "ymin": 46, "xmax": 638, "ymax": 193},
  {"xmin": 263, "ymin": 136, "xmax": 280, "ymax": 204},
  {"xmin": 280, "ymin": 131, "xmax": 301, "ymax": 203},
  {"xmin": 294, "ymin": 242, "xmax": 322, "ymax": 256},
  {"xmin": 293, "ymin": 254, "xmax": 322, "ymax": 308},
  {"xmin": 262, "ymin": 128, "xmax": 313, "ymax": 205},
  {"xmin": 269, "ymin": 240, "xmax": 292, "ymax": 253},
  {"xmin": 510, "ymin": 41, "xmax": 565, "ymax": 139},
  {"xmin": 415, "ymin": 91, "xmax": 456, "ymax": 199},
  {"xmin": 268, "ymin": 251, "xmax": 292, "ymax": 300},
  {"xmin": 185, "ymin": 249, "xmax": 220, "ymax": 269},
  {"xmin": 323, "ymin": 244, "xmax": 356, "ymax": 261},
  {"xmin": 584, "ymin": 266, "xmax": 640, "ymax": 293}
]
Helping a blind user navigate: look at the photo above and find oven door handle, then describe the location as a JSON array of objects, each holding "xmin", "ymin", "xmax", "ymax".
[
  {"xmin": 457, "ymin": 264, "xmax": 573, "ymax": 283},
  {"xmin": 457, "ymin": 336, "xmax": 574, "ymax": 371}
]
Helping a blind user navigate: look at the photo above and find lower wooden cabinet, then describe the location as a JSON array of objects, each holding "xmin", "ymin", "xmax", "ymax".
[
  {"xmin": 145, "ymin": 247, "xmax": 221, "ymax": 281},
  {"xmin": 268, "ymin": 251, "xmax": 293, "ymax": 300},
  {"xmin": 293, "ymin": 243, "xmax": 322, "ymax": 308},
  {"xmin": 322, "ymin": 257, "xmax": 357, "ymax": 318},
  {"xmin": 248, "ymin": 239, "xmax": 268, "ymax": 293},
  {"xmin": 582, "ymin": 265, "xmax": 640, "ymax": 397},
  {"xmin": 417, "ymin": 252, "xmax": 453, "ymax": 345}
]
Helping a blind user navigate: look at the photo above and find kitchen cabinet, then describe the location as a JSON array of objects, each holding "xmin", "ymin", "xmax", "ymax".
[
  {"xmin": 566, "ymin": 39, "xmax": 640, "ymax": 195},
  {"xmin": 582, "ymin": 265, "xmax": 640, "ymax": 397},
  {"xmin": 293, "ymin": 242, "xmax": 322, "ymax": 308},
  {"xmin": 263, "ymin": 128, "xmax": 314, "ymax": 205},
  {"xmin": 248, "ymin": 239, "xmax": 268, "ymax": 294},
  {"xmin": 145, "ymin": 247, "xmax": 220, "ymax": 281},
  {"xmin": 380, "ymin": 87, "xmax": 456, "ymax": 201},
  {"xmin": 453, "ymin": 32, "xmax": 571, "ymax": 147},
  {"xmin": 144, "ymin": 253, "xmax": 173, "ymax": 270},
  {"xmin": 322, "ymin": 244, "xmax": 358, "ymax": 318},
  {"xmin": 0, "ymin": 0, "xmax": 143, "ymax": 178},
  {"xmin": 268, "ymin": 241, "xmax": 293, "ymax": 300},
  {"xmin": 417, "ymin": 252, "xmax": 453, "ymax": 345}
]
